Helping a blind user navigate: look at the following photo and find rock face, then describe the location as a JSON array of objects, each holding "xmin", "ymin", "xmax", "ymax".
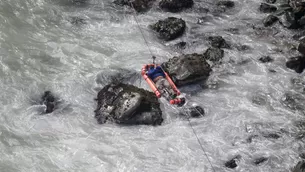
[
  {"xmin": 150, "ymin": 17, "xmax": 186, "ymax": 41},
  {"xmin": 40, "ymin": 91, "xmax": 58, "ymax": 114},
  {"xmin": 113, "ymin": 0, "xmax": 155, "ymax": 12},
  {"xmin": 94, "ymin": 83, "xmax": 163, "ymax": 125},
  {"xmin": 159, "ymin": 0, "xmax": 194, "ymax": 12},
  {"xmin": 162, "ymin": 53, "xmax": 212, "ymax": 86},
  {"xmin": 292, "ymin": 161, "xmax": 305, "ymax": 172}
]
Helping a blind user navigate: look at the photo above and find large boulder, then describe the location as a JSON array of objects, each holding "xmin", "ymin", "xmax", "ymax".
[
  {"xmin": 150, "ymin": 17, "xmax": 186, "ymax": 41},
  {"xmin": 161, "ymin": 53, "xmax": 212, "ymax": 86},
  {"xmin": 113, "ymin": 0, "xmax": 155, "ymax": 12},
  {"xmin": 94, "ymin": 83, "xmax": 163, "ymax": 125},
  {"xmin": 159, "ymin": 0, "xmax": 194, "ymax": 12}
]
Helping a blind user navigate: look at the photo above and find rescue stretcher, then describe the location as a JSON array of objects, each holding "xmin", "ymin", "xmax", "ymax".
[{"xmin": 141, "ymin": 64, "xmax": 183, "ymax": 105}]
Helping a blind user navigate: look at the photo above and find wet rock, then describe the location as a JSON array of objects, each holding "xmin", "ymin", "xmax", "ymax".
[
  {"xmin": 188, "ymin": 106, "xmax": 205, "ymax": 117},
  {"xmin": 254, "ymin": 157, "xmax": 268, "ymax": 165},
  {"xmin": 113, "ymin": 0, "xmax": 155, "ymax": 12},
  {"xmin": 286, "ymin": 56, "xmax": 305, "ymax": 73},
  {"xmin": 203, "ymin": 47, "xmax": 224, "ymax": 62},
  {"xmin": 159, "ymin": 0, "xmax": 194, "ymax": 12},
  {"xmin": 279, "ymin": 11, "xmax": 299, "ymax": 29},
  {"xmin": 225, "ymin": 155, "xmax": 241, "ymax": 169},
  {"xmin": 150, "ymin": 17, "xmax": 186, "ymax": 41},
  {"xmin": 298, "ymin": 38, "xmax": 305, "ymax": 55},
  {"xmin": 265, "ymin": 0, "xmax": 276, "ymax": 3},
  {"xmin": 216, "ymin": 1, "xmax": 235, "ymax": 8},
  {"xmin": 246, "ymin": 135, "xmax": 259, "ymax": 143},
  {"xmin": 94, "ymin": 83, "xmax": 163, "ymax": 125},
  {"xmin": 259, "ymin": 56, "xmax": 274, "ymax": 63},
  {"xmin": 300, "ymin": 152, "xmax": 305, "ymax": 159},
  {"xmin": 40, "ymin": 91, "xmax": 58, "ymax": 114},
  {"xmin": 293, "ymin": 31, "xmax": 305, "ymax": 40},
  {"xmin": 208, "ymin": 36, "xmax": 230, "ymax": 49},
  {"xmin": 175, "ymin": 41, "xmax": 187, "ymax": 49},
  {"xmin": 162, "ymin": 53, "xmax": 212, "ymax": 86},
  {"xmin": 292, "ymin": 161, "xmax": 305, "ymax": 172},
  {"xmin": 281, "ymin": 92, "xmax": 305, "ymax": 111},
  {"xmin": 259, "ymin": 3, "xmax": 277, "ymax": 13},
  {"xmin": 263, "ymin": 15, "xmax": 279, "ymax": 27},
  {"xmin": 237, "ymin": 45, "xmax": 251, "ymax": 51}
]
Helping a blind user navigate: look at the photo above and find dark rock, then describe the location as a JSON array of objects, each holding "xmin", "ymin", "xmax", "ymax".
[
  {"xmin": 208, "ymin": 36, "xmax": 230, "ymax": 49},
  {"xmin": 94, "ymin": 83, "xmax": 163, "ymax": 125},
  {"xmin": 203, "ymin": 47, "xmax": 224, "ymax": 62},
  {"xmin": 225, "ymin": 155, "xmax": 241, "ymax": 169},
  {"xmin": 263, "ymin": 15, "xmax": 279, "ymax": 27},
  {"xmin": 246, "ymin": 135, "xmax": 259, "ymax": 143},
  {"xmin": 150, "ymin": 17, "xmax": 186, "ymax": 41},
  {"xmin": 298, "ymin": 38, "xmax": 305, "ymax": 55},
  {"xmin": 293, "ymin": 31, "xmax": 305, "ymax": 40},
  {"xmin": 188, "ymin": 106, "xmax": 205, "ymax": 117},
  {"xmin": 286, "ymin": 56, "xmax": 305, "ymax": 73},
  {"xmin": 259, "ymin": 56, "xmax": 274, "ymax": 63},
  {"xmin": 162, "ymin": 53, "xmax": 212, "ymax": 86},
  {"xmin": 281, "ymin": 92, "xmax": 305, "ymax": 111},
  {"xmin": 265, "ymin": 0, "xmax": 276, "ymax": 3},
  {"xmin": 217, "ymin": 1, "xmax": 235, "ymax": 8},
  {"xmin": 268, "ymin": 69, "xmax": 276, "ymax": 72},
  {"xmin": 237, "ymin": 45, "xmax": 251, "ymax": 51},
  {"xmin": 259, "ymin": 3, "xmax": 277, "ymax": 13},
  {"xmin": 279, "ymin": 11, "xmax": 299, "ymax": 29},
  {"xmin": 300, "ymin": 152, "xmax": 305, "ymax": 159},
  {"xmin": 113, "ymin": 0, "xmax": 155, "ymax": 12},
  {"xmin": 292, "ymin": 161, "xmax": 305, "ymax": 172},
  {"xmin": 40, "ymin": 91, "xmax": 58, "ymax": 114},
  {"xmin": 298, "ymin": 15, "xmax": 305, "ymax": 26},
  {"xmin": 159, "ymin": 0, "xmax": 194, "ymax": 12},
  {"xmin": 70, "ymin": 17, "xmax": 86, "ymax": 25},
  {"xmin": 175, "ymin": 41, "xmax": 187, "ymax": 49},
  {"xmin": 254, "ymin": 157, "xmax": 268, "ymax": 165}
]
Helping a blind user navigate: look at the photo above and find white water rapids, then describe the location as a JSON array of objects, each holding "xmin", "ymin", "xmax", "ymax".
[{"xmin": 0, "ymin": 0, "xmax": 304, "ymax": 171}]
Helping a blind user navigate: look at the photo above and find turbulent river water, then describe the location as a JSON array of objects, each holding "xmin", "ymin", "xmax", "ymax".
[{"xmin": 0, "ymin": 0, "xmax": 304, "ymax": 171}]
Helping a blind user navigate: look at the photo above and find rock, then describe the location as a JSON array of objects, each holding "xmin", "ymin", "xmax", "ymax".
[
  {"xmin": 300, "ymin": 152, "xmax": 305, "ymax": 159},
  {"xmin": 216, "ymin": 1, "xmax": 235, "ymax": 8},
  {"xmin": 292, "ymin": 161, "xmax": 305, "ymax": 172},
  {"xmin": 263, "ymin": 15, "xmax": 279, "ymax": 27},
  {"xmin": 265, "ymin": 0, "xmax": 276, "ymax": 3},
  {"xmin": 262, "ymin": 133, "xmax": 281, "ymax": 139},
  {"xmin": 150, "ymin": 17, "xmax": 186, "ymax": 41},
  {"xmin": 113, "ymin": 0, "xmax": 155, "ymax": 12},
  {"xmin": 237, "ymin": 45, "xmax": 251, "ymax": 51},
  {"xmin": 159, "ymin": 0, "xmax": 194, "ymax": 12},
  {"xmin": 225, "ymin": 155, "xmax": 241, "ymax": 169},
  {"xmin": 208, "ymin": 36, "xmax": 230, "ymax": 48},
  {"xmin": 293, "ymin": 31, "xmax": 305, "ymax": 40},
  {"xmin": 70, "ymin": 16, "xmax": 86, "ymax": 25},
  {"xmin": 203, "ymin": 47, "xmax": 224, "ymax": 62},
  {"xmin": 254, "ymin": 157, "xmax": 268, "ymax": 165},
  {"xmin": 94, "ymin": 83, "xmax": 163, "ymax": 125},
  {"xmin": 279, "ymin": 11, "xmax": 299, "ymax": 29},
  {"xmin": 259, "ymin": 3, "xmax": 277, "ymax": 13},
  {"xmin": 286, "ymin": 56, "xmax": 305, "ymax": 73},
  {"xmin": 188, "ymin": 106, "xmax": 205, "ymax": 117},
  {"xmin": 281, "ymin": 92, "xmax": 305, "ymax": 111},
  {"xmin": 175, "ymin": 41, "xmax": 187, "ymax": 49},
  {"xmin": 298, "ymin": 38, "xmax": 305, "ymax": 55},
  {"xmin": 259, "ymin": 56, "xmax": 274, "ymax": 63},
  {"xmin": 162, "ymin": 53, "xmax": 212, "ymax": 86},
  {"xmin": 40, "ymin": 91, "xmax": 58, "ymax": 114}
]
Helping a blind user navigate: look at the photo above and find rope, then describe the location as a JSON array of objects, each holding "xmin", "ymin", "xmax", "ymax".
[{"xmin": 128, "ymin": 2, "xmax": 216, "ymax": 171}]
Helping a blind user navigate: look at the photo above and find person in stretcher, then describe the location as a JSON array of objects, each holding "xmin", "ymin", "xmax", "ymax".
[{"xmin": 142, "ymin": 64, "xmax": 185, "ymax": 106}]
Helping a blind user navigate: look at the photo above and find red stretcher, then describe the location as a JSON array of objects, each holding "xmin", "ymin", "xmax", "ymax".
[{"xmin": 141, "ymin": 64, "xmax": 181, "ymax": 104}]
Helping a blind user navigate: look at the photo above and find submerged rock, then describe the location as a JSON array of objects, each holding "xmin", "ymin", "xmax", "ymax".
[
  {"xmin": 216, "ymin": 1, "xmax": 235, "ymax": 8},
  {"xmin": 94, "ymin": 83, "xmax": 163, "ymax": 125},
  {"xmin": 298, "ymin": 38, "xmax": 305, "ymax": 55},
  {"xmin": 286, "ymin": 56, "xmax": 305, "ymax": 73},
  {"xmin": 263, "ymin": 14, "xmax": 279, "ymax": 27},
  {"xmin": 259, "ymin": 56, "xmax": 274, "ymax": 63},
  {"xmin": 150, "ymin": 17, "xmax": 186, "ymax": 41},
  {"xmin": 40, "ymin": 91, "xmax": 58, "ymax": 114},
  {"xmin": 113, "ymin": 0, "xmax": 155, "ymax": 12},
  {"xmin": 208, "ymin": 36, "xmax": 230, "ymax": 49},
  {"xmin": 159, "ymin": 0, "xmax": 194, "ymax": 12},
  {"xmin": 259, "ymin": 3, "xmax": 277, "ymax": 13},
  {"xmin": 203, "ymin": 47, "xmax": 224, "ymax": 62},
  {"xmin": 225, "ymin": 155, "xmax": 241, "ymax": 169},
  {"xmin": 292, "ymin": 161, "xmax": 305, "ymax": 172},
  {"xmin": 254, "ymin": 157, "xmax": 268, "ymax": 165},
  {"xmin": 162, "ymin": 53, "xmax": 212, "ymax": 86}
]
